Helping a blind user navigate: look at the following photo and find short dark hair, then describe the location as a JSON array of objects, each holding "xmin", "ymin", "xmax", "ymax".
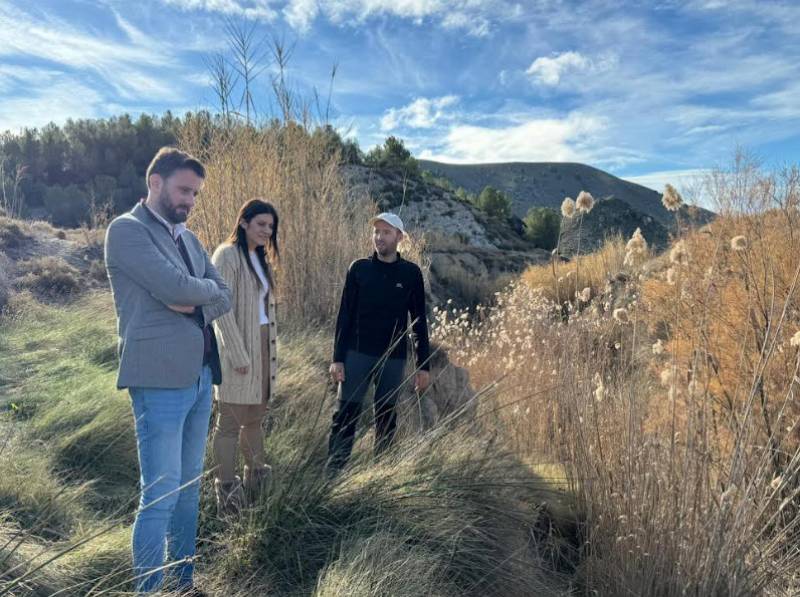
[{"xmin": 145, "ymin": 147, "xmax": 205, "ymax": 189}]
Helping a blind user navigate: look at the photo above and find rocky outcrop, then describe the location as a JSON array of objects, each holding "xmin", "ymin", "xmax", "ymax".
[
  {"xmin": 341, "ymin": 164, "xmax": 497, "ymax": 248},
  {"xmin": 558, "ymin": 197, "xmax": 670, "ymax": 255},
  {"xmin": 341, "ymin": 165, "xmax": 551, "ymax": 306},
  {"xmin": 398, "ymin": 345, "xmax": 477, "ymax": 435}
]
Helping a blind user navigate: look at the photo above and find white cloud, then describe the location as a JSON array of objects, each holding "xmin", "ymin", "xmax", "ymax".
[
  {"xmin": 526, "ymin": 51, "xmax": 590, "ymax": 86},
  {"xmin": 0, "ymin": 64, "xmax": 63, "ymax": 93},
  {"xmin": 0, "ymin": 2, "xmax": 210, "ymax": 107},
  {"xmin": 284, "ymin": 0, "xmax": 319, "ymax": 31},
  {"xmin": 161, "ymin": 0, "xmax": 277, "ymax": 20},
  {"xmin": 0, "ymin": 76, "xmax": 106, "ymax": 132},
  {"xmin": 419, "ymin": 112, "xmax": 607, "ymax": 163},
  {"xmin": 163, "ymin": 0, "xmax": 521, "ymax": 36},
  {"xmin": 380, "ymin": 95, "xmax": 459, "ymax": 130},
  {"xmin": 439, "ymin": 10, "xmax": 490, "ymax": 37}
]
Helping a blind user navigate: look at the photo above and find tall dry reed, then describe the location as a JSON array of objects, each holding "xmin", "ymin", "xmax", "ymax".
[
  {"xmin": 179, "ymin": 117, "xmax": 373, "ymax": 327},
  {"xmin": 433, "ymin": 156, "xmax": 800, "ymax": 595}
]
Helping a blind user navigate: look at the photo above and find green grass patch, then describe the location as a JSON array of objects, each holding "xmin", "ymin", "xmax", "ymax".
[{"xmin": 0, "ymin": 291, "xmax": 579, "ymax": 595}]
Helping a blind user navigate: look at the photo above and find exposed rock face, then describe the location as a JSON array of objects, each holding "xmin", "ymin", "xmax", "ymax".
[
  {"xmin": 427, "ymin": 246, "xmax": 550, "ymax": 307},
  {"xmin": 341, "ymin": 164, "xmax": 496, "ymax": 248},
  {"xmin": 341, "ymin": 165, "xmax": 552, "ymax": 307},
  {"xmin": 398, "ymin": 346, "xmax": 477, "ymax": 435},
  {"xmin": 558, "ymin": 197, "xmax": 671, "ymax": 255}
]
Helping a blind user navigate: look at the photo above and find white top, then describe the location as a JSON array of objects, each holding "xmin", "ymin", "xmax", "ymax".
[{"xmin": 249, "ymin": 250, "xmax": 270, "ymax": 324}]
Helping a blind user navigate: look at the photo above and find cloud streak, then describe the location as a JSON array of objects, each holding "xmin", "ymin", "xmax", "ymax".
[
  {"xmin": 160, "ymin": 0, "xmax": 524, "ymax": 36},
  {"xmin": 0, "ymin": 3, "xmax": 189, "ymax": 103}
]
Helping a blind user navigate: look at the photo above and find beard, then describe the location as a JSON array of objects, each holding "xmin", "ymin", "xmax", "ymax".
[
  {"xmin": 158, "ymin": 188, "xmax": 190, "ymax": 224},
  {"xmin": 375, "ymin": 241, "xmax": 397, "ymax": 256}
]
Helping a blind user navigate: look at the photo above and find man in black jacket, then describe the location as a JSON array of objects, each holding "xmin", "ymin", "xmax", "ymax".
[{"xmin": 327, "ymin": 212, "xmax": 431, "ymax": 474}]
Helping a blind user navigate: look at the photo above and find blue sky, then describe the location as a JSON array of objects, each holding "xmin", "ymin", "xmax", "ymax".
[{"xmin": 1, "ymin": 0, "xmax": 799, "ymax": 194}]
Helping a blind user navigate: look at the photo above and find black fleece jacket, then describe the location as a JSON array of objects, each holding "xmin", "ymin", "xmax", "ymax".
[{"xmin": 333, "ymin": 252, "xmax": 431, "ymax": 370}]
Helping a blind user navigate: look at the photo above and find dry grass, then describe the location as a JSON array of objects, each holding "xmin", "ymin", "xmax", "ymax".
[
  {"xmin": 0, "ymin": 294, "xmax": 575, "ymax": 596},
  {"xmin": 521, "ymin": 235, "xmax": 631, "ymax": 307},
  {"xmin": 0, "ymin": 216, "xmax": 32, "ymax": 251},
  {"xmin": 15, "ymin": 257, "xmax": 82, "ymax": 300},
  {"xmin": 641, "ymin": 210, "xmax": 800, "ymax": 458},
  {"xmin": 433, "ymin": 157, "xmax": 800, "ymax": 595}
]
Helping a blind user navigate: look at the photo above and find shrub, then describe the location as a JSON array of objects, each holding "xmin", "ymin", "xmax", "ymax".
[
  {"xmin": 521, "ymin": 236, "xmax": 627, "ymax": 305},
  {"xmin": 364, "ymin": 136, "xmax": 419, "ymax": 177},
  {"xmin": 43, "ymin": 184, "xmax": 90, "ymax": 228},
  {"xmin": 475, "ymin": 186, "xmax": 512, "ymax": 219},
  {"xmin": 88, "ymin": 259, "xmax": 107, "ymax": 283},
  {"xmin": 455, "ymin": 187, "xmax": 476, "ymax": 203},
  {"xmin": 0, "ymin": 216, "xmax": 32, "ymax": 250},
  {"xmin": 523, "ymin": 207, "xmax": 560, "ymax": 249},
  {"xmin": 16, "ymin": 256, "xmax": 82, "ymax": 299}
]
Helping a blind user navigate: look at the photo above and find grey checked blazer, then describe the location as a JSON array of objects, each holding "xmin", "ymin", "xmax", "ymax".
[{"xmin": 104, "ymin": 202, "xmax": 232, "ymax": 389}]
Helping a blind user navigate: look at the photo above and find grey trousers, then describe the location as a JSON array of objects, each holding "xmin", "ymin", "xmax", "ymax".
[{"xmin": 327, "ymin": 350, "xmax": 407, "ymax": 472}]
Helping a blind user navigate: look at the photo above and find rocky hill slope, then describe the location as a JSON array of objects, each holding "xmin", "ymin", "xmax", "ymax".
[
  {"xmin": 341, "ymin": 165, "xmax": 550, "ymax": 305},
  {"xmin": 418, "ymin": 160, "xmax": 674, "ymax": 223},
  {"xmin": 418, "ymin": 159, "xmax": 714, "ymax": 254}
]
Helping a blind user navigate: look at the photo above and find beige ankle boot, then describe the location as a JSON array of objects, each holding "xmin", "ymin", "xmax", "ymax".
[
  {"xmin": 243, "ymin": 464, "xmax": 273, "ymax": 504},
  {"xmin": 214, "ymin": 476, "xmax": 244, "ymax": 517}
]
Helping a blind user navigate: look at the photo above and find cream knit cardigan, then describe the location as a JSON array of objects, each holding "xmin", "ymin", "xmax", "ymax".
[{"xmin": 211, "ymin": 243, "xmax": 278, "ymax": 405}]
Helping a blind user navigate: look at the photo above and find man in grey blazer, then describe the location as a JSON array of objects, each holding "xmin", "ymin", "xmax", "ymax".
[{"xmin": 104, "ymin": 147, "xmax": 231, "ymax": 595}]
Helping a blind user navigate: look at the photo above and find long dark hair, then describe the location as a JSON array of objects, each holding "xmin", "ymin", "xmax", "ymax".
[{"xmin": 226, "ymin": 199, "xmax": 280, "ymax": 290}]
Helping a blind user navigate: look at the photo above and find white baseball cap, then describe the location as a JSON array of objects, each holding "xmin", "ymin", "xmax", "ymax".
[{"xmin": 370, "ymin": 212, "xmax": 405, "ymax": 234}]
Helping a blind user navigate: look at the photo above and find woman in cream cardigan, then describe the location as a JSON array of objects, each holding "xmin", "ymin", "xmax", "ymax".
[{"xmin": 211, "ymin": 199, "xmax": 279, "ymax": 514}]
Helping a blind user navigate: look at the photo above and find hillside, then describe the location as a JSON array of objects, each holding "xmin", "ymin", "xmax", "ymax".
[
  {"xmin": 419, "ymin": 159, "xmax": 715, "ymax": 255},
  {"xmin": 418, "ymin": 160, "xmax": 675, "ymax": 223},
  {"xmin": 341, "ymin": 164, "xmax": 551, "ymax": 305}
]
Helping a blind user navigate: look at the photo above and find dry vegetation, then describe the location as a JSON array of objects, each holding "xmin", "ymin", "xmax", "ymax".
[
  {"xmin": 0, "ymin": 292, "xmax": 575, "ymax": 596},
  {"xmin": 433, "ymin": 155, "xmax": 800, "ymax": 595},
  {"xmin": 3, "ymin": 29, "xmax": 799, "ymax": 591},
  {"xmin": 521, "ymin": 235, "xmax": 630, "ymax": 307},
  {"xmin": 15, "ymin": 257, "xmax": 82, "ymax": 299},
  {"xmin": 180, "ymin": 117, "xmax": 426, "ymax": 328}
]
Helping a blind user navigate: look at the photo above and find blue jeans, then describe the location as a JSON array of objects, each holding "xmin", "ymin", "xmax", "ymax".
[{"xmin": 129, "ymin": 366, "xmax": 213, "ymax": 593}]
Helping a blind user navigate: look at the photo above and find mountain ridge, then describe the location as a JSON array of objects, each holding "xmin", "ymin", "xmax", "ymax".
[{"xmin": 418, "ymin": 159, "xmax": 691, "ymax": 226}]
